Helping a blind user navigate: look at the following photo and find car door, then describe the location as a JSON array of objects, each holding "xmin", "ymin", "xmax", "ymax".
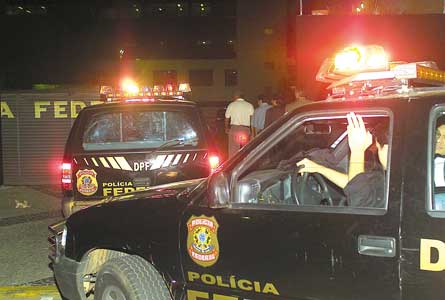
[
  {"xmin": 400, "ymin": 100, "xmax": 445, "ymax": 300},
  {"xmin": 179, "ymin": 106, "xmax": 403, "ymax": 300}
]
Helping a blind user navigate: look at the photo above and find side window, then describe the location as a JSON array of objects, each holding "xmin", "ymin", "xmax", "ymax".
[
  {"xmin": 235, "ymin": 113, "xmax": 390, "ymax": 211},
  {"xmin": 431, "ymin": 113, "xmax": 445, "ymax": 211}
]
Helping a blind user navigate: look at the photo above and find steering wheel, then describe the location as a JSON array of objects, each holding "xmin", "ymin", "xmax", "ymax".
[{"xmin": 292, "ymin": 172, "xmax": 333, "ymax": 206}]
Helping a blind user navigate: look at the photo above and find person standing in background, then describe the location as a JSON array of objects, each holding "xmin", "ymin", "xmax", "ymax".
[
  {"xmin": 264, "ymin": 94, "xmax": 285, "ymax": 128},
  {"xmin": 251, "ymin": 94, "xmax": 271, "ymax": 137},
  {"xmin": 225, "ymin": 91, "xmax": 254, "ymax": 158},
  {"xmin": 285, "ymin": 88, "xmax": 312, "ymax": 113}
]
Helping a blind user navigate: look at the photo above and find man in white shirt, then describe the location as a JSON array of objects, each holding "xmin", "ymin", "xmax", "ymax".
[{"xmin": 225, "ymin": 91, "xmax": 254, "ymax": 158}]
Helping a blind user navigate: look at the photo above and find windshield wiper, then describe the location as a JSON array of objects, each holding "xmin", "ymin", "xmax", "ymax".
[
  {"xmin": 149, "ymin": 137, "xmax": 197, "ymax": 156},
  {"xmin": 150, "ymin": 138, "xmax": 184, "ymax": 154}
]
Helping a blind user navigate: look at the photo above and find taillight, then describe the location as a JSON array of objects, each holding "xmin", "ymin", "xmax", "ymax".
[
  {"xmin": 208, "ymin": 155, "xmax": 220, "ymax": 173},
  {"xmin": 61, "ymin": 162, "xmax": 72, "ymax": 191},
  {"xmin": 236, "ymin": 133, "xmax": 249, "ymax": 146}
]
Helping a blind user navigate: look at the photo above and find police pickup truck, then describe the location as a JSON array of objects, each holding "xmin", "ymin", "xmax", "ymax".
[
  {"xmin": 61, "ymin": 81, "xmax": 221, "ymax": 217},
  {"xmin": 50, "ymin": 46, "xmax": 445, "ymax": 300}
]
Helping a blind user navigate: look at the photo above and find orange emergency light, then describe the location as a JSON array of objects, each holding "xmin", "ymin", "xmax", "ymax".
[
  {"xmin": 121, "ymin": 78, "xmax": 139, "ymax": 94},
  {"xmin": 317, "ymin": 45, "xmax": 390, "ymax": 83}
]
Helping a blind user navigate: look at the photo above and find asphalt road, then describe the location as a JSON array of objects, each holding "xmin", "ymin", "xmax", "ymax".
[
  {"xmin": 0, "ymin": 186, "xmax": 64, "ymax": 299},
  {"xmin": 0, "ymin": 216, "xmax": 61, "ymax": 286}
]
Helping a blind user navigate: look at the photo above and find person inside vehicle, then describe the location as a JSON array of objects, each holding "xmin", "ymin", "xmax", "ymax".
[
  {"xmin": 297, "ymin": 112, "xmax": 388, "ymax": 208},
  {"xmin": 433, "ymin": 119, "xmax": 445, "ymax": 209}
]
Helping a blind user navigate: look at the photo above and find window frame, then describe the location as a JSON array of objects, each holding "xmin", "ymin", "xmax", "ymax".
[
  {"xmin": 229, "ymin": 108, "xmax": 393, "ymax": 215},
  {"xmin": 426, "ymin": 105, "xmax": 445, "ymax": 218},
  {"xmin": 224, "ymin": 69, "xmax": 238, "ymax": 87}
]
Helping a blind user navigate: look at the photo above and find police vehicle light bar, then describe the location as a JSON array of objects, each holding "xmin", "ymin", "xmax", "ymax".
[
  {"xmin": 334, "ymin": 45, "xmax": 389, "ymax": 75},
  {"xmin": 317, "ymin": 45, "xmax": 389, "ymax": 83},
  {"xmin": 100, "ymin": 80, "xmax": 191, "ymax": 102},
  {"xmin": 317, "ymin": 44, "xmax": 445, "ymax": 99}
]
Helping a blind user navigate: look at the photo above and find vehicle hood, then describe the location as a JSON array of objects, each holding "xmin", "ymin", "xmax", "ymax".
[
  {"xmin": 65, "ymin": 177, "xmax": 208, "ymax": 262},
  {"xmin": 104, "ymin": 177, "xmax": 207, "ymax": 204},
  {"xmin": 69, "ymin": 177, "xmax": 207, "ymax": 220}
]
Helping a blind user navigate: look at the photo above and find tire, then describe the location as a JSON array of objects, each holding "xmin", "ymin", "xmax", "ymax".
[{"xmin": 95, "ymin": 256, "xmax": 171, "ymax": 300}]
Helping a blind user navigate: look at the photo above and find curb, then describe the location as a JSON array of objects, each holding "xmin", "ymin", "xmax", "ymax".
[
  {"xmin": 0, "ymin": 210, "xmax": 61, "ymax": 227},
  {"xmin": 0, "ymin": 286, "xmax": 61, "ymax": 300}
]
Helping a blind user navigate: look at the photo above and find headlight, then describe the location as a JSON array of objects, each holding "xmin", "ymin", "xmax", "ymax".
[
  {"xmin": 61, "ymin": 226, "xmax": 67, "ymax": 249},
  {"xmin": 48, "ymin": 221, "xmax": 67, "ymax": 262}
]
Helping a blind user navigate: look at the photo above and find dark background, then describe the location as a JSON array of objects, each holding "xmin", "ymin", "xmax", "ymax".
[{"xmin": 0, "ymin": 0, "xmax": 237, "ymax": 89}]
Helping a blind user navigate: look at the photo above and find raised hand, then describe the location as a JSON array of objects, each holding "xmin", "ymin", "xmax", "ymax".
[{"xmin": 347, "ymin": 112, "xmax": 372, "ymax": 154}]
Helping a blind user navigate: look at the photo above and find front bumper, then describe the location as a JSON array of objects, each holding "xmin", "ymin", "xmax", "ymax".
[
  {"xmin": 53, "ymin": 256, "xmax": 85, "ymax": 300},
  {"xmin": 49, "ymin": 221, "xmax": 85, "ymax": 300}
]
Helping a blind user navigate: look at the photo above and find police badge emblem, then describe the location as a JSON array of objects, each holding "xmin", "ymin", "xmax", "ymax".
[
  {"xmin": 76, "ymin": 169, "xmax": 98, "ymax": 196},
  {"xmin": 186, "ymin": 215, "xmax": 220, "ymax": 267}
]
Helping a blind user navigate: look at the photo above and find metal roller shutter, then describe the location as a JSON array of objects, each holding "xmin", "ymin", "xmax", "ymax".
[{"xmin": 1, "ymin": 90, "xmax": 100, "ymax": 185}]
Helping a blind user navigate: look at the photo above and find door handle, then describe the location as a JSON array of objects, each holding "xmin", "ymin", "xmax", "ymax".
[{"xmin": 358, "ymin": 235, "xmax": 396, "ymax": 257}]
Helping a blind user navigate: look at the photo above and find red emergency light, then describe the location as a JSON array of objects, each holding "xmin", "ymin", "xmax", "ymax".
[
  {"xmin": 61, "ymin": 162, "xmax": 72, "ymax": 191},
  {"xmin": 237, "ymin": 133, "xmax": 249, "ymax": 146},
  {"xmin": 208, "ymin": 155, "xmax": 220, "ymax": 173},
  {"xmin": 100, "ymin": 80, "xmax": 191, "ymax": 102},
  {"xmin": 125, "ymin": 98, "xmax": 156, "ymax": 103}
]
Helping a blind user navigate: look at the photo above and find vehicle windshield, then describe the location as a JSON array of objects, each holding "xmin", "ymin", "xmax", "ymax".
[{"xmin": 82, "ymin": 109, "xmax": 204, "ymax": 151}]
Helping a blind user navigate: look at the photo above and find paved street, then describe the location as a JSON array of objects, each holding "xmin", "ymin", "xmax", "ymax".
[{"xmin": 0, "ymin": 185, "xmax": 64, "ymax": 299}]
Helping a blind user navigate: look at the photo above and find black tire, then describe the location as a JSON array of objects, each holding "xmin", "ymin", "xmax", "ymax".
[{"xmin": 95, "ymin": 256, "xmax": 171, "ymax": 300}]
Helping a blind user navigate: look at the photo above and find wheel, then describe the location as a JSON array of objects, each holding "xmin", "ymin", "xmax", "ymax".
[
  {"xmin": 294, "ymin": 172, "xmax": 333, "ymax": 206},
  {"xmin": 95, "ymin": 256, "xmax": 171, "ymax": 300}
]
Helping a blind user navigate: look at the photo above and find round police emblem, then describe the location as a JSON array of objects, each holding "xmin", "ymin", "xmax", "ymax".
[
  {"xmin": 186, "ymin": 215, "xmax": 219, "ymax": 267},
  {"xmin": 76, "ymin": 169, "xmax": 98, "ymax": 196}
]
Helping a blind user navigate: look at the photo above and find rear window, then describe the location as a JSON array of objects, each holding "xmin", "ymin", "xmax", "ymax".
[{"xmin": 82, "ymin": 109, "xmax": 205, "ymax": 150}]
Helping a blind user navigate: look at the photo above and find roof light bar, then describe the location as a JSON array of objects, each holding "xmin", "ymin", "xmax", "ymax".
[
  {"xmin": 317, "ymin": 44, "xmax": 445, "ymax": 100},
  {"xmin": 317, "ymin": 45, "xmax": 389, "ymax": 83},
  {"xmin": 100, "ymin": 81, "xmax": 191, "ymax": 103}
]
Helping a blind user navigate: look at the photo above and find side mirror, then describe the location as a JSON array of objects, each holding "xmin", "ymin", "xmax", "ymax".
[{"xmin": 207, "ymin": 171, "xmax": 230, "ymax": 208}]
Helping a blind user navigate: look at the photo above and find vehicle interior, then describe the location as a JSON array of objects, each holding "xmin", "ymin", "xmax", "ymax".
[{"xmin": 236, "ymin": 115, "xmax": 389, "ymax": 208}]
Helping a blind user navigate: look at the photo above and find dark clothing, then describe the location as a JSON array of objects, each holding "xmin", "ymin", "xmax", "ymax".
[
  {"xmin": 277, "ymin": 148, "xmax": 347, "ymax": 173},
  {"xmin": 278, "ymin": 148, "xmax": 384, "ymax": 208},
  {"xmin": 264, "ymin": 105, "xmax": 285, "ymax": 128},
  {"xmin": 344, "ymin": 170, "xmax": 385, "ymax": 208}
]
